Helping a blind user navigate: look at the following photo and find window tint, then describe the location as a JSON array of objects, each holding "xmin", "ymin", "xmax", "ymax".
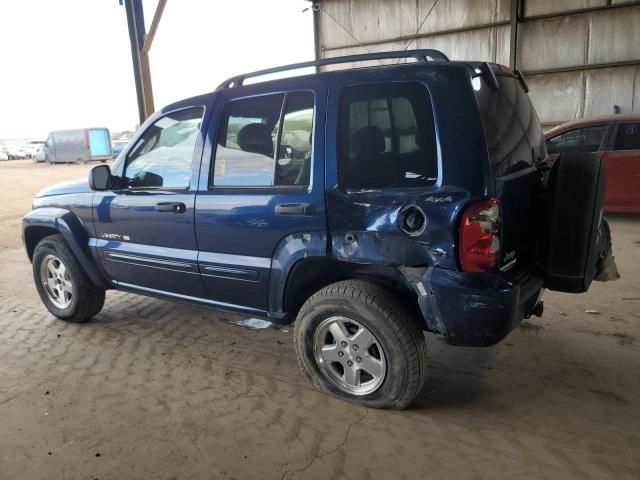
[
  {"xmin": 338, "ymin": 83, "xmax": 437, "ymax": 189},
  {"xmin": 613, "ymin": 123, "xmax": 640, "ymax": 151},
  {"xmin": 476, "ymin": 76, "xmax": 546, "ymax": 176},
  {"xmin": 213, "ymin": 92, "xmax": 314, "ymax": 187},
  {"xmin": 547, "ymin": 125, "xmax": 607, "ymax": 154},
  {"xmin": 125, "ymin": 107, "xmax": 203, "ymax": 189}
]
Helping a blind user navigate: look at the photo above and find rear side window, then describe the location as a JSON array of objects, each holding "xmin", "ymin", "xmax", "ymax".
[
  {"xmin": 213, "ymin": 92, "xmax": 314, "ymax": 187},
  {"xmin": 338, "ymin": 83, "xmax": 437, "ymax": 189},
  {"xmin": 613, "ymin": 123, "xmax": 640, "ymax": 151},
  {"xmin": 547, "ymin": 125, "xmax": 607, "ymax": 154},
  {"xmin": 476, "ymin": 76, "xmax": 546, "ymax": 177}
]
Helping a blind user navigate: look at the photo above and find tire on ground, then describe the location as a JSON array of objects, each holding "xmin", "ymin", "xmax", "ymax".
[
  {"xmin": 294, "ymin": 279, "xmax": 428, "ymax": 409},
  {"xmin": 32, "ymin": 234, "xmax": 105, "ymax": 323}
]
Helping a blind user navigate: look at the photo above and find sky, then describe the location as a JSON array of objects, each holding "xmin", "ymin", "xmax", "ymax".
[{"xmin": 0, "ymin": 0, "xmax": 314, "ymax": 140}]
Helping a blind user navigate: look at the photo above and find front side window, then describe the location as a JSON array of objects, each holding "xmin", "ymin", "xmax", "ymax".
[
  {"xmin": 338, "ymin": 83, "xmax": 437, "ymax": 190},
  {"xmin": 546, "ymin": 125, "xmax": 607, "ymax": 154},
  {"xmin": 213, "ymin": 92, "xmax": 314, "ymax": 187},
  {"xmin": 125, "ymin": 107, "xmax": 203, "ymax": 189},
  {"xmin": 613, "ymin": 123, "xmax": 640, "ymax": 151}
]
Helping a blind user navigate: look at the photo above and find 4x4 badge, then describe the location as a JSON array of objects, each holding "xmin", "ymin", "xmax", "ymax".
[{"xmin": 424, "ymin": 196, "xmax": 453, "ymax": 203}]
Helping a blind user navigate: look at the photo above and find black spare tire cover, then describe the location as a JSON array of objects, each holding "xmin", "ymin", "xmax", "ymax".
[{"xmin": 537, "ymin": 152, "xmax": 606, "ymax": 293}]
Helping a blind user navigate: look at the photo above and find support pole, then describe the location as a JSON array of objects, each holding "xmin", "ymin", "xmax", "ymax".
[
  {"xmin": 312, "ymin": 2, "xmax": 321, "ymax": 61},
  {"xmin": 132, "ymin": 0, "xmax": 156, "ymax": 119},
  {"xmin": 124, "ymin": 0, "xmax": 146, "ymax": 125},
  {"xmin": 123, "ymin": 0, "xmax": 167, "ymax": 123},
  {"xmin": 509, "ymin": 0, "xmax": 522, "ymax": 69}
]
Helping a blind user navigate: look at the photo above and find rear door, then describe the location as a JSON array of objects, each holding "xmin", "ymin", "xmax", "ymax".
[
  {"xmin": 195, "ymin": 77, "xmax": 328, "ymax": 313},
  {"xmin": 475, "ymin": 71, "xmax": 547, "ymax": 271},
  {"xmin": 602, "ymin": 122, "xmax": 640, "ymax": 212}
]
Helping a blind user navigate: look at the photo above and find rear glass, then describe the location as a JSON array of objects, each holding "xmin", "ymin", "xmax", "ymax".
[{"xmin": 475, "ymin": 76, "xmax": 546, "ymax": 177}]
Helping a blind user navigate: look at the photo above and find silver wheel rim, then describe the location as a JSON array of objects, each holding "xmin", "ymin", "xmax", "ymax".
[
  {"xmin": 313, "ymin": 316, "xmax": 386, "ymax": 396},
  {"xmin": 40, "ymin": 254, "xmax": 73, "ymax": 309}
]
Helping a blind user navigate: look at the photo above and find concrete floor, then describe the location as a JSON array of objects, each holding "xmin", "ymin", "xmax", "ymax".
[{"xmin": 0, "ymin": 162, "xmax": 639, "ymax": 479}]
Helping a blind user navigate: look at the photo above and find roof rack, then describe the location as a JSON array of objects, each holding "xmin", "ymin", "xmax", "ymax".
[{"xmin": 215, "ymin": 49, "xmax": 449, "ymax": 91}]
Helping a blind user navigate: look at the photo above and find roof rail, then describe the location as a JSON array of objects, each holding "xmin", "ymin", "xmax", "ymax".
[{"xmin": 215, "ymin": 49, "xmax": 449, "ymax": 91}]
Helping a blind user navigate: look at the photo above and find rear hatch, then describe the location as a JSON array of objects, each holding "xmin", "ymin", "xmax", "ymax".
[{"xmin": 474, "ymin": 66, "xmax": 547, "ymax": 273}]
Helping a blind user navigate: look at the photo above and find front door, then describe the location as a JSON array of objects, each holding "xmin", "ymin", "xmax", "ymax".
[
  {"xmin": 93, "ymin": 106, "xmax": 207, "ymax": 297},
  {"xmin": 195, "ymin": 77, "xmax": 328, "ymax": 312}
]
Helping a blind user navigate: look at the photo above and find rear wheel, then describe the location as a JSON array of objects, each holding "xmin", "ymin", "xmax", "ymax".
[
  {"xmin": 33, "ymin": 235, "xmax": 105, "ymax": 322},
  {"xmin": 294, "ymin": 280, "xmax": 428, "ymax": 409}
]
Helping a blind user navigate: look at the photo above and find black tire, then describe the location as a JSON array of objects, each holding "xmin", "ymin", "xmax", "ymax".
[
  {"xmin": 32, "ymin": 234, "xmax": 105, "ymax": 323},
  {"xmin": 294, "ymin": 280, "xmax": 428, "ymax": 410}
]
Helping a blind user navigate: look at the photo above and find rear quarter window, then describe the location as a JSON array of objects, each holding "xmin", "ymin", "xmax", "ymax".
[
  {"xmin": 613, "ymin": 123, "xmax": 640, "ymax": 151},
  {"xmin": 338, "ymin": 82, "xmax": 438, "ymax": 190},
  {"xmin": 475, "ymin": 76, "xmax": 546, "ymax": 177}
]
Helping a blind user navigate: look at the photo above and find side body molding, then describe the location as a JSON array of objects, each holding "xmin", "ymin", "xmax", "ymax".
[{"xmin": 22, "ymin": 207, "xmax": 111, "ymax": 289}]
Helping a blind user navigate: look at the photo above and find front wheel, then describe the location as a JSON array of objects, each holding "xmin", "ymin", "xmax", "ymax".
[
  {"xmin": 294, "ymin": 280, "xmax": 428, "ymax": 409},
  {"xmin": 32, "ymin": 235, "xmax": 105, "ymax": 322}
]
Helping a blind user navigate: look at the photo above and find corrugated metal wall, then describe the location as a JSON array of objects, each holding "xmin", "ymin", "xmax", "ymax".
[{"xmin": 314, "ymin": 0, "xmax": 640, "ymax": 127}]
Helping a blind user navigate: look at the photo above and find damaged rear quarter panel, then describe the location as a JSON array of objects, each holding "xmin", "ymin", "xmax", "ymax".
[{"xmin": 327, "ymin": 188, "xmax": 470, "ymax": 270}]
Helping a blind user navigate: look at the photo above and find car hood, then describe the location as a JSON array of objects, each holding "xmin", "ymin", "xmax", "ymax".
[{"xmin": 36, "ymin": 178, "xmax": 92, "ymax": 197}]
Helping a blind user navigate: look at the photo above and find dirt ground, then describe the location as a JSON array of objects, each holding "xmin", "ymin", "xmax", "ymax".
[{"xmin": 0, "ymin": 160, "xmax": 639, "ymax": 479}]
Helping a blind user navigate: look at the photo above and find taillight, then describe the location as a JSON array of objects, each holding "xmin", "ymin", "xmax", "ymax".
[{"xmin": 459, "ymin": 198, "xmax": 501, "ymax": 273}]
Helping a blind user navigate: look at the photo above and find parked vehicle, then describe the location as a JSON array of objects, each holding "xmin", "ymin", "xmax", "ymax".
[
  {"xmin": 4, "ymin": 145, "xmax": 29, "ymax": 159},
  {"xmin": 45, "ymin": 128, "xmax": 112, "ymax": 164},
  {"xmin": 111, "ymin": 139, "xmax": 129, "ymax": 158},
  {"xmin": 23, "ymin": 50, "xmax": 617, "ymax": 409},
  {"xmin": 545, "ymin": 114, "xmax": 640, "ymax": 213},
  {"xmin": 33, "ymin": 144, "xmax": 47, "ymax": 163}
]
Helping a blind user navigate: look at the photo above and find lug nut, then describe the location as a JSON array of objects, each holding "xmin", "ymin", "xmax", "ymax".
[
  {"xmin": 347, "ymin": 360, "xmax": 353, "ymax": 367},
  {"xmin": 338, "ymin": 351, "xmax": 344, "ymax": 357},
  {"xmin": 341, "ymin": 341, "xmax": 348, "ymax": 347},
  {"xmin": 356, "ymin": 357, "xmax": 362, "ymax": 363},
  {"xmin": 352, "ymin": 344, "xmax": 359, "ymax": 351}
]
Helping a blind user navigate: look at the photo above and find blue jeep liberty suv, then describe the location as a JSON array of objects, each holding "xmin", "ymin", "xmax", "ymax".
[{"xmin": 23, "ymin": 50, "xmax": 616, "ymax": 409}]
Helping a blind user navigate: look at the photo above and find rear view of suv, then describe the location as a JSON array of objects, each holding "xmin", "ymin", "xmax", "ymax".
[{"xmin": 23, "ymin": 50, "xmax": 615, "ymax": 409}]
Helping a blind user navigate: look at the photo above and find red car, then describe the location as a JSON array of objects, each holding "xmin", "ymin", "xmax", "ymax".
[{"xmin": 545, "ymin": 114, "xmax": 640, "ymax": 213}]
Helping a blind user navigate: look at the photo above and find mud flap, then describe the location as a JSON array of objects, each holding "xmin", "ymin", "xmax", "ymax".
[{"xmin": 398, "ymin": 266, "xmax": 447, "ymax": 335}]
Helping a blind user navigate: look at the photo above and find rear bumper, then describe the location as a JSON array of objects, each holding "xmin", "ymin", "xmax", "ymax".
[{"xmin": 405, "ymin": 267, "xmax": 543, "ymax": 347}]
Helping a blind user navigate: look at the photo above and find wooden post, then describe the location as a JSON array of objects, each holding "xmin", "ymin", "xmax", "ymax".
[
  {"xmin": 123, "ymin": 0, "xmax": 167, "ymax": 122},
  {"xmin": 140, "ymin": 0, "xmax": 167, "ymax": 118}
]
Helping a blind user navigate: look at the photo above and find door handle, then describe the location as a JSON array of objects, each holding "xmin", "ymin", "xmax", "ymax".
[
  {"xmin": 155, "ymin": 202, "xmax": 186, "ymax": 213},
  {"xmin": 275, "ymin": 203, "xmax": 314, "ymax": 216}
]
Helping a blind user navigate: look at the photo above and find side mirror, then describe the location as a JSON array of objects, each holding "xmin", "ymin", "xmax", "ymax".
[{"xmin": 89, "ymin": 164, "xmax": 112, "ymax": 191}]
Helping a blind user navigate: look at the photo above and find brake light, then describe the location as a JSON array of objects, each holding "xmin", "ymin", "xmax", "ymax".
[{"xmin": 459, "ymin": 198, "xmax": 501, "ymax": 273}]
